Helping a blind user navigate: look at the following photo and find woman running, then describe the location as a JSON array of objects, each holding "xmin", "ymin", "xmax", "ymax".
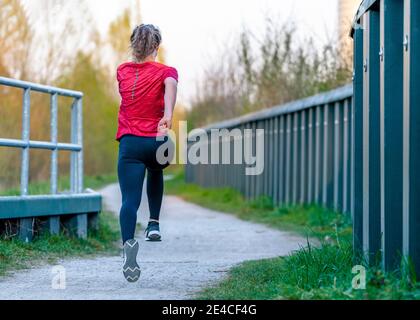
[{"xmin": 115, "ymin": 24, "xmax": 178, "ymax": 282}]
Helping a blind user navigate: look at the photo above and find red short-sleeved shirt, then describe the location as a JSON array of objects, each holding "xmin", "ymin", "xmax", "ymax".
[{"xmin": 115, "ymin": 61, "xmax": 178, "ymax": 141}]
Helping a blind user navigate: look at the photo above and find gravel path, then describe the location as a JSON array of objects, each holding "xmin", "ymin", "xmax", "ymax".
[{"xmin": 0, "ymin": 183, "xmax": 307, "ymax": 300}]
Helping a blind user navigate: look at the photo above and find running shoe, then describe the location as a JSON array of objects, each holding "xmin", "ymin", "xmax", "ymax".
[
  {"xmin": 145, "ymin": 222, "xmax": 162, "ymax": 242},
  {"xmin": 122, "ymin": 239, "xmax": 141, "ymax": 282}
]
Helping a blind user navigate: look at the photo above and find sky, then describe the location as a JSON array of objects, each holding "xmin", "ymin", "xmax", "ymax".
[{"xmin": 24, "ymin": 0, "xmax": 341, "ymax": 106}]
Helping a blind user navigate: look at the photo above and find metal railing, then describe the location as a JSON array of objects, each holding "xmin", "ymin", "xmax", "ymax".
[
  {"xmin": 186, "ymin": 84, "xmax": 353, "ymax": 214},
  {"xmin": 0, "ymin": 77, "xmax": 102, "ymax": 241}
]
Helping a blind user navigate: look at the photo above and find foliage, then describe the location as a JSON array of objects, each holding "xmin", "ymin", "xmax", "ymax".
[
  {"xmin": 188, "ymin": 18, "xmax": 352, "ymax": 128},
  {"xmin": 108, "ymin": 8, "xmax": 133, "ymax": 67}
]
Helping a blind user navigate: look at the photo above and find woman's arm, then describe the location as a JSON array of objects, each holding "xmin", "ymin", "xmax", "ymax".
[{"xmin": 158, "ymin": 77, "xmax": 178, "ymax": 133}]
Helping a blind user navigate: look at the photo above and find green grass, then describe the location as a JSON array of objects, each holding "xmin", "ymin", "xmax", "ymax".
[
  {"xmin": 0, "ymin": 211, "xmax": 120, "ymax": 277},
  {"xmin": 166, "ymin": 172, "xmax": 352, "ymax": 242},
  {"xmin": 198, "ymin": 242, "xmax": 420, "ymax": 300},
  {"xmin": 166, "ymin": 171, "xmax": 420, "ymax": 300}
]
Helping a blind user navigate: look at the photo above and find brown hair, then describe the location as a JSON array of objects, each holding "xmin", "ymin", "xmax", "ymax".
[{"xmin": 130, "ymin": 24, "xmax": 162, "ymax": 62}]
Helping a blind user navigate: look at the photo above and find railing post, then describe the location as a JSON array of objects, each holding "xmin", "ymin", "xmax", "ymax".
[
  {"xmin": 77, "ymin": 98, "xmax": 84, "ymax": 194},
  {"xmin": 19, "ymin": 88, "xmax": 33, "ymax": 242},
  {"xmin": 48, "ymin": 93, "xmax": 60, "ymax": 235},
  {"xmin": 70, "ymin": 99, "xmax": 78, "ymax": 193},
  {"xmin": 66, "ymin": 97, "xmax": 87, "ymax": 239},
  {"xmin": 403, "ymin": 0, "xmax": 420, "ymax": 277}
]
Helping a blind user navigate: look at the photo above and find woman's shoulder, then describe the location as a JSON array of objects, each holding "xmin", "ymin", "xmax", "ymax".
[
  {"xmin": 151, "ymin": 61, "xmax": 177, "ymax": 72},
  {"xmin": 152, "ymin": 62, "xmax": 178, "ymax": 81},
  {"xmin": 117, "ymin": 61, "xmax": 135, "ymax": 71}
]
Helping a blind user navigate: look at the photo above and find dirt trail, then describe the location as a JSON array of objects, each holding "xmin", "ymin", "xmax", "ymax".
[{"xmin": 0, "ymin": 183, "xmax": 306, "ymax": 300}]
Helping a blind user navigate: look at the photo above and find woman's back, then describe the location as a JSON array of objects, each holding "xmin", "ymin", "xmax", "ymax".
[{"xmin": 116, "ymin": 61, "xmax": 178, "ymax": 139}]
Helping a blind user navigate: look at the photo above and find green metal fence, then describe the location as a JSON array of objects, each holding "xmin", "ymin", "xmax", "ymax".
[
  {"xmin": 351, "ymin": 0, "xmax": 420, "ymax": 274},
  {"xmin": 186, "ymin": 83, "xmax": 353, "ymax": 214},
  {"xmin": 186, "ymin": 0, "xmax": 420, "ymax": 275}
]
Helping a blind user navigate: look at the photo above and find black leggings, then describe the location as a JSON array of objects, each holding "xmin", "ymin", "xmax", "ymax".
[{"xmin": 118, "ymin": 134, "xmax": 171, "ymax": 243}]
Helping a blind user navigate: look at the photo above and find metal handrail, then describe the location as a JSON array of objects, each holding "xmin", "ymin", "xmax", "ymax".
[
  {"xmin": 0, "ymin": 76, "xmax": 84, "ymax": 196},
  {"xmin": 0, "ymin": 76, "xmax": 83, "ymax": 98}
]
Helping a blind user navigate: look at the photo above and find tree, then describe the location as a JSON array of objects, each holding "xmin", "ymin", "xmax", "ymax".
[
  {"xmin": 0, "ymin": 0, "xmax": 32, "ymax": 79},
  {"xmin": 108, "ymin": 8, "xmax": 133, "ymax": 66},
  {"xmin": 188, "ymin": 18, "xmax": 353, "ymax": 128}
]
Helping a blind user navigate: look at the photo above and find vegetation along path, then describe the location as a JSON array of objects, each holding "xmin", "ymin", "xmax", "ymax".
[{"xmin": 0, "ymin": 184, "xmax": 306, "ymax": 300}]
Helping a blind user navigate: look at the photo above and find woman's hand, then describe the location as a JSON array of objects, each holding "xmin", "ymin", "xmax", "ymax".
[{"xmin": 158, "ymin": 116, "xmax": 172, "ymax": 134}]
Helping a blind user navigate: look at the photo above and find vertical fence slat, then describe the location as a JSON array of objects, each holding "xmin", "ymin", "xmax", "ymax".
[
  {"xmin": 314, "ymin": 106, "xmax": 321, "ymax": 204},
  {"xmin": 273, "ymin": 117, "xmax": 279, "ymax": 205},
  {"xmin": 363, "ymin": 9, "xmax": 381, "ymax": 263},
  {"xmin": 300, "ymin": 111, "xmax": 306, "ymax": 204},
  {"xmin": 403, "ymin": 0, "xmax": 420, "ymax": 276},
  {"xmin": 353, "ymin": 25, "xmax": 364, "ymax": 255},
  {"xmin": 285, "ymin": 114, "xmax": 292, "ymax": 204},
  {"xmin": 279, "ymin": 116, "xmax": 285, "ymax": 205},
  {"xmin": 292, "ymin": 113, "xmax": 299, "ymax": 204},
  {"xmin": 380, "ymin": 0, "xmax": 404, "ymax": 271},
  {"xmin": 307, "ymin": 108, "xmax": 314, "ymax": 204},
  {"xmin": 333, "ymin": 102, "xmax": 341, "ymax": 211},
  {"xmin": 269, "ymin": 118, "xmax": 274, "ymax": 201},
  {"xmin": 342, "ymin": 99, "xmax": 350, "ymax": 214},
  {"xmin": 322, "ymin": 103, "xmax": 334, "ymax": 207}
]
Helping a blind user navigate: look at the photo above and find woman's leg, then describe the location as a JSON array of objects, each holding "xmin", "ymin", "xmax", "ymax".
[
  {"xmin": 118, "ymin": 155, "xmax": 146, "ymax": 244},
  {"xmin": 146, "ymin": 168, "xmax": 164, "ymax": 221}
]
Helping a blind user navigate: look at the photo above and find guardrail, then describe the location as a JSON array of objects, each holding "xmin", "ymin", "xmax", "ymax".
[
  {"xmin": 0, "ymin": 77, "xmax": 102, "ymax": 242},
  {"xmin": 186, "ymin": 83, "xmax": 353, "ymax": 214}
]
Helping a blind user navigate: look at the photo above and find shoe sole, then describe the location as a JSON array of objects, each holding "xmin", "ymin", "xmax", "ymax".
[
  {"xmin": 145, "ymin": 234, "xmax": 162, "ymax": 242},
  {"xmin": 123, "ymin": 239, "xmax": 141, "ymax": 283}
]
